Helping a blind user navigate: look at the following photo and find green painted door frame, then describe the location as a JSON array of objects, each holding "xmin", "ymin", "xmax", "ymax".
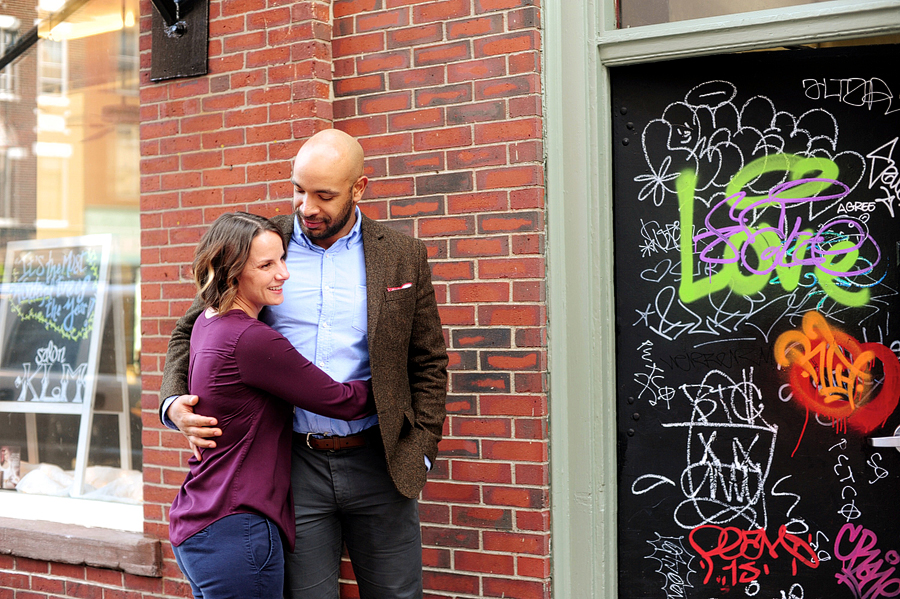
[{"xmin": 544, "ymin": 1, "xmax": 900, "ymax": 596}]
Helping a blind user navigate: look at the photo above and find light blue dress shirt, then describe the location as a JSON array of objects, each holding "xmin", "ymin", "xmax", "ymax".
[{"xmin": 261, "ymin": 209, "xmax": 378, "ymax": 435}]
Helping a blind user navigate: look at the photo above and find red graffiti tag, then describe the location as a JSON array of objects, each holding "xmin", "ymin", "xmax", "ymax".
[
  {"xmin": 689, "ymin": 525, "xmax": 818, "ymax": 587},
  {"xmin": 775, "ymin": 311, "xmax": 900, "ymax": 434},
  {"xmin": 834, "ymin": 523, "xmax": 900, "ymax": 599}
]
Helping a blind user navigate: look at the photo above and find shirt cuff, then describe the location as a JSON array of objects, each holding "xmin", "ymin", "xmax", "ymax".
[
  {"xmin": 160, "ymin": 395, "xmax": 179, "ymax": 430},
  {"xmin": 424, "ymin": 454, "xmax": 432, "ymax": 472}
]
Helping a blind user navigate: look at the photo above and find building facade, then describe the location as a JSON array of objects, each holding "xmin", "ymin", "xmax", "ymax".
[
  {"xmin": 141, "ymin": 0, "xmax": 548, "ymax": 596},
  {"xmin": 2, "ymin": 0, "xmax": 900, "ymax": 598}
]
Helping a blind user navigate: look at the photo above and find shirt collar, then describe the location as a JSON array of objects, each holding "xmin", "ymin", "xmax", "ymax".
[{"xmin": 292, "ymin": 206, "xmax": 363, "ymax": 252}]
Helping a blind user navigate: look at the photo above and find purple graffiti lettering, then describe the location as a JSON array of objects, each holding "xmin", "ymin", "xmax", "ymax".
[{"xmin": 693, "ymin": 177, "xmax": 880, "ymax": 278}]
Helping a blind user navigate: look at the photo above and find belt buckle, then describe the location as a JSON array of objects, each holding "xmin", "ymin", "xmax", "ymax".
[{"xmin": 306, "ymin": 432, "xmax": 332, "ymax": 450}]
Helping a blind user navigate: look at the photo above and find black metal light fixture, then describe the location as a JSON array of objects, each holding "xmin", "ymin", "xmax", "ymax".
[{"xmin": 149, "ymin": 0, "xmax": 208, "ymax": 81}]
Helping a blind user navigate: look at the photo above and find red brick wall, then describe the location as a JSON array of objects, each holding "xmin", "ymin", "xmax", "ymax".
[
  {"xmin": 0, "ymin": 556, "xmax": 169, "ymax": 598},
  {"xmin": 328, "ymin": 2, "xmax": 548, "ymax": 596},
  {"xmin": 1, "ymin": 1, "xmax": 547, "ymax": 597}
]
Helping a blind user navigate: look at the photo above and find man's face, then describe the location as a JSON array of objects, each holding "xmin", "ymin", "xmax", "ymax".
[
  {"xmin": 293, "ymin": 179, "xmax": 356, "ymax": 247},
  {"xmin": 291, "ymin": 158, "xmax": 365, "ymax": 249}
]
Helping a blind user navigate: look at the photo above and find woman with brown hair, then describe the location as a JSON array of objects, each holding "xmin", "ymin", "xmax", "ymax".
[{"xmin": 168, "ymin": 211, "xmax": 373, "ymax": 598}]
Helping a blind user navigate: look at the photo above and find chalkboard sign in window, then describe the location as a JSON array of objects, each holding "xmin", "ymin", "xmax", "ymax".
[
  {"xmin": 612, "ymin": 45, "xmax": 900, "ymax": 599},
  {"xmin": 0, "ymin": 234, "xmax": 126, "ymax": 497}
]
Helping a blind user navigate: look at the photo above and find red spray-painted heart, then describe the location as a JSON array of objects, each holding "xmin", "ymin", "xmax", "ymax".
[
  {"xmin": 786, "ymin": 339, "xmax": 900, "ymax": 434},
  {"xmin": 775, "ymin": 311, "xmax": 900, "ymax": 434}
]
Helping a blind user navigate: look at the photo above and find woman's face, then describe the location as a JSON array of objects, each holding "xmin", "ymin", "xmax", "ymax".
[{"xmin": 234, "ymin": 230, "xmax": 289, "ymax": 318}]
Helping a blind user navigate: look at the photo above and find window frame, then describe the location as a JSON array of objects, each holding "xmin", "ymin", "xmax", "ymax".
[
  {"xmin": 0, "ymin": 511, "xmax": 160, "ymax": 576},
  {"xmin": 37, "ymin": 34, "xmax": 67, "ymax": 98},
  {"xmin": 0, "ymin": 22, "xmax": 18, "ymax": 98}
]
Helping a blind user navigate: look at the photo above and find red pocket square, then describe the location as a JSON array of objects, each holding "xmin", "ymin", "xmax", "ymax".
[{"xmin": 387, "ymin": 282, "xmax": 412, "ymax": 292}]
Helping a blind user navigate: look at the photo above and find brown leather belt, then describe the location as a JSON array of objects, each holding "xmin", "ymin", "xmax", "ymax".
[{"xmin": 304, "ymin": 431, "xmax": 367, "ymax": 451}]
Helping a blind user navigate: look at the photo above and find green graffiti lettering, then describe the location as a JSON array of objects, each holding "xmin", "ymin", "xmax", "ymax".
[
  {"xmin": 677, "ymin": 155, "xmax": 870, "ymax": 306},
  {"xmin": 721, "ymin": 230, "xmax": 768, "ymax": 296},
  {"xmin": 757, "ymin": 227, "xmax": 809, "ymax": 292},
  {"xmin": 724, "ymin": 154, "xmax": 840, "ymax": 210},
  {"xmin": 679, "ymin": 171, "xmax": 729, "ymax": 303},
  {"xmin": 815, "ymin": 242, "xmax": 870, "ymax": 307}
]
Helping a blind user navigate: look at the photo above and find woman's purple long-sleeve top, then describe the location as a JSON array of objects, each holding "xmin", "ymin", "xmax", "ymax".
[{"xmin": 168, "ymin": 309, "xmax": 373, "ymax": 549}]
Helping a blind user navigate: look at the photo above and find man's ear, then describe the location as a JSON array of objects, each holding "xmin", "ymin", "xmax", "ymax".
[{"xmin": 352, "ymin": 176, "xmax": 369, "ymax": 203}]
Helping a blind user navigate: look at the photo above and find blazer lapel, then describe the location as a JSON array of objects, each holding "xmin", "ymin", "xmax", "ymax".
[{"xmin": 361, "ymin": 215, "xmax": 386, "ymax": 342}]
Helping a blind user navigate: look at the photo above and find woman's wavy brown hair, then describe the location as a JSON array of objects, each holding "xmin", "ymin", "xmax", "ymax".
[{"xmin": 192, "ymin": 212, "xmax": 286, "ymax": 313}]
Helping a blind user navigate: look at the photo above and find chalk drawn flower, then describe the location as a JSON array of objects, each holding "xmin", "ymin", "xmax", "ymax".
[{"xmin": 636, "ymin": 155, "xmax": 680, "ymax": 206}]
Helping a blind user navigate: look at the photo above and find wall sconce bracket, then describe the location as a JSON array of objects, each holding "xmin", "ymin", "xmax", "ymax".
[{"xmin": 150, "ymin": 0, "xmax": 208, "ymax": 81}]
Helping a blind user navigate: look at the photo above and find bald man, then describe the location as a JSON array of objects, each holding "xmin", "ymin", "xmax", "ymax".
[{"xmin": 160, "ymin": 129, "xmax": 448, "ymax": 598}]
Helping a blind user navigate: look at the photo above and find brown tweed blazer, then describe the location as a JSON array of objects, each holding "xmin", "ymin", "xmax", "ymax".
[{"xmin": 159, "ymin": 213, "xmax": 449, "ymax": 499}]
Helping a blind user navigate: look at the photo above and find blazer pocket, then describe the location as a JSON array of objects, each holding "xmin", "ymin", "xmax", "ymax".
[
  {"xmin": 384, "ymin": 285, "xmax": 414, "ymax": 302},
  {"xmin": 399, "ymin": 407, "xmax": 416, "ymax": 437}
]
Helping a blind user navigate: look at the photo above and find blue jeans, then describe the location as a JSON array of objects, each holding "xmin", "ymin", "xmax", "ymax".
[{"xmin": 172, "ymin": 513, "xmax": 284, "ymax": 599}]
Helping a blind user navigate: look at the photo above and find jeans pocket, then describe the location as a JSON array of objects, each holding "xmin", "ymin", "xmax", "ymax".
[{"xmin": 245, "ymin": 515, "xmax": 278, "ymax": 573}]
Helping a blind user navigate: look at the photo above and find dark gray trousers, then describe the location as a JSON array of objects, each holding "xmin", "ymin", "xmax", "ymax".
[{"xmin": 283, "ymin": 429, "xmax": 423, "ymax": 599}]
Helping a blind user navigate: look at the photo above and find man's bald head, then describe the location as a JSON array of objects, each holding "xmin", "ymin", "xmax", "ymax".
[
  {"xmin": 294, "ymin": 129, "xmax": 365, "ymax": 185},
  {"xmin": 290, "ymin": 129, "xmax": 368, "ymax": 249}
]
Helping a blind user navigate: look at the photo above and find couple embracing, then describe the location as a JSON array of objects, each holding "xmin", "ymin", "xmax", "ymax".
[{"xmin": 159, "ymin": 129, "xmax": 448, "ymax": 598}]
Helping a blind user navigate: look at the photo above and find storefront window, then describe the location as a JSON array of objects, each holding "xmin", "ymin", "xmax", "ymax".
[
  {"xmin": 619, "ymin": 0, "xmax": 830, "ymax": 28},
  {"xmin": 0, "ymin": 0, "xmax": 140, "ymax": 509}
]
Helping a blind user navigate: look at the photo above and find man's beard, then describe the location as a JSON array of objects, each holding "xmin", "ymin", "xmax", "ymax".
[{"xmin": 296, "ymin": 197, "xmax": 354, "ymax": 241}]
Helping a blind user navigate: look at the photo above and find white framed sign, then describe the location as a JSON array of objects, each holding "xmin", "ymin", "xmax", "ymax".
[{"xmin": 0, "ymin": 234, "xmax": 126, "ymax": 496}]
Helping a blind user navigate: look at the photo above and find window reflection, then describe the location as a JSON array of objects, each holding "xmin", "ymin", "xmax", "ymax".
[
  {"xmin": 0, "ymin": 19, "xmax": 18, "ymax": 98},
  {"xmin": 0, "ymin": 0, "xmax": 140, "ymax": 503},
  {"xmin": 38, "ymin": 38, "xmax": 65, "ymax": 96}
]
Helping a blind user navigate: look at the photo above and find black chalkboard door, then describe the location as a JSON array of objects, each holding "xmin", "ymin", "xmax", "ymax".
[{"xmin": 612, "ymin": 45, "xmax": 900, "ymax": 599}]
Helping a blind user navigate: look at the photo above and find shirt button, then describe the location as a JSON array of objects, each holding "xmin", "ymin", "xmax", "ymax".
[{"xmin": 318, "ymin": 362, "xmax": 325, "ymax": 368}]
